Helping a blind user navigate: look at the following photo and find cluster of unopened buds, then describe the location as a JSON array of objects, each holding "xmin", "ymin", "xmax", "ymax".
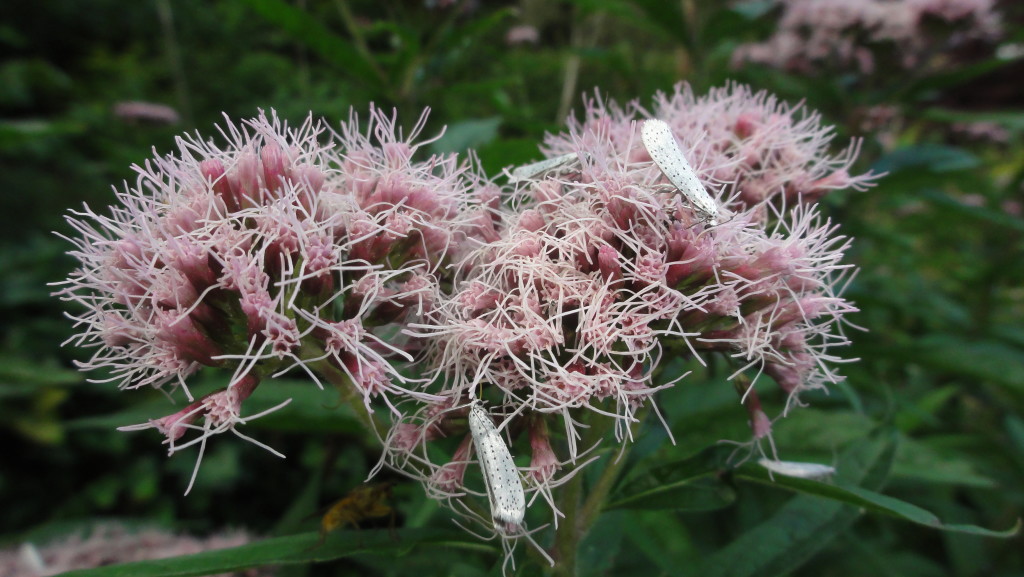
[{"xmin": 55, "ymin": 82, "xmax": 877, "ymax": 558}]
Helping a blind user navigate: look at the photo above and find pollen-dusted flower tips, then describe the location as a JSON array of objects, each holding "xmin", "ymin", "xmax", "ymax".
[{"xmin": 53, "ymin": 107, "xmax": 498, "ymax": 488}]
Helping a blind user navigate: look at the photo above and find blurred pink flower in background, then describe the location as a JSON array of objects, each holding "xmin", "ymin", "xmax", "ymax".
[
  {"xmin": 506, "ymin": 25, "xmax": 540, "ymax": 46},
  {"xmin": 732, "ymin": 0, "xmax": 1002, "ymax": 73},
  {"xmin": 0, "ymin": 524, "xmax": 266, "ymax": 577},
  {"xmin": 113, "ymin": 101, "xmax": 181, "ymax": 125}
]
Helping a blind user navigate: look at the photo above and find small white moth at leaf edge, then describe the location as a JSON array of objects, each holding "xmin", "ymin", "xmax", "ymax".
[
  {"xmin": 758, "ymin": 458, "xmax": 835, "ymax": 480},
  {"xmin": 641, "ymin": 118, "xmax": 719, "ymax": 226},
  {"xmin": 468, "ymin": 400, "xmax": 526, "ymax": 532}
]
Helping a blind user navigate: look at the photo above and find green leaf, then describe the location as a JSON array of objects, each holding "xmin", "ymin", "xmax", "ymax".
[
  {"xmin": 430, "ymin": 117, "xmax": 501, "ymax": 154},
  {"xmin": 438, "ymin": 7, "xmax": 516, "ymax": 52},
  {"xmin": 903, "ymin": 56, "xmax": 1019, "ymax": 100},
  {"xmin": 622, "ymin": 510, "xmax": 699, "ymax": 573},
  {"xmin": 918, "ymin": 189, "xmax": 1024, "ymax": 233},
  {"xmin": 237, "ymin": 0, "xmax": 382, "ymax": 89},
  {"xmin": 1006, "ymin": 415, "xmax": 1024, "ymax": 458},
  {"xmin": 0, "ymin": 354, "xmax": 82, "ymax": 387},
  {"xmin": 578, "ymin": 509, "xmax": 628, "ymax": 575},
  {"xmin": 899, "ymin": 334, "xmax": 1024, "ymax": 393},
  {"xmin": 872, "ymin": 145, "xmax": 980, "ymax": 174},
  {"xmin": 890, "ymin": 437, "xmax": 996, "ymax": 488},
  {"xmin": 50, "ymin": 528, "xmax": 489, "ymax": 577},
  {"xmin": 735, "ymin": 468, "xmax": 1016, "ymax": 537},
  {"xmin": 894, "ymin": 385, "xmax": 959, "ymax": 433},
  {"xmin": 770, "ymin": 409, "xmax": 877, "ymax": 451},
  {"xmin": 629, "ymin": 0, "xmax": 689, "ymax": 45},
  {"xmin": 692, "ymin": 432, "xmax": 897, "ymax": 577},
  {"xmin": 923, "ymin": 108, "xmax": 1024, "ymax": 132},
  {"xmin": 605, "ymin": 444, "xmax": 737, "ymax": 510},
  {"xmin": 730, "ymin": 1, "xmax": 776, "ymax": 20}
]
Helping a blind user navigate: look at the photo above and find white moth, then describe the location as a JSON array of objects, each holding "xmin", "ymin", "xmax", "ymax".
[
  {"xmin": 641, "ymin": 118, "xmax": 719, "ymax": 226},
  {"xmin": 509, "ymin": 152, "xmax": 580, "ymax": 183},
  {"xmin": 758, "ymin": 458, "xmax": 835, "ymax": 480},
  {"xmin": 468, "ymin": 400, "xmax": 526, "ymax": 532}
]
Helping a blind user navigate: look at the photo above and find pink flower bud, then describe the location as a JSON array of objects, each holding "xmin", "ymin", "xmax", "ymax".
[
  {"xmin": 597, "ymin": 245, "xmax": 622, "ymax": 283},
  {"xmin": 517, "ymin": 209, "xmax": 546, "ymax": 232},
  {"xmin": 154, "ymin": 309, "xmax": 222, "ymax": 366},
  {"xmin": 234, "ymin": 151, "xmax": 262, "ymax": 205},
  {"xmin": 431, "ymin": 434, "xmax": 473, "ymax": 493},
  {"xmin": 260, "ymin": 143, "xmax": 289, "ymax": 195},
  {"xmin": 200, "ymin": 159, "xmax": 239, "ymax": 212},
  {"xmin": 750, "ymin": 408, "xmax": 772, "ymax": 440},
  {"xmin": 528, "ymin": 418, "xmax": 560, "ymax": 483},
  {"xmin": 151, "ymin": 405, "xmax": 202, "ymax": 442},
  {"xmin": 764, "ymin": 355, "xmax": 813, "ymax": 394}
]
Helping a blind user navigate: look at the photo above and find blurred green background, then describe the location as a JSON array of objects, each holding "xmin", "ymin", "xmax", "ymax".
[{"xmin": 1, "ymin": 0, "xmax": 1022, "ymax": 575}]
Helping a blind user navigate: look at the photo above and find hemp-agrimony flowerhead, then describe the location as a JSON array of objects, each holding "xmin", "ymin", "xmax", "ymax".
[
  {"xmin": 379, "ymin": 83, "xmax": 876, "ymax": 536},
  {"xmin": 53, "ymin": 107, "xmax": 499, "ymax": 491}
]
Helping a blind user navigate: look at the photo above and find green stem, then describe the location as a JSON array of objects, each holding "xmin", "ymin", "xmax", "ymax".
[
  {"xmin": 578, "ymin": 406, "xmax": 646, "ymax": 535},
  {"xmin": 155, "ymin": 0, "xmax": 193, "ymax": 125},
  {"xmin": 551, "ymin": 461, "xmax": 583, "ymax": 577},
  {"xmin": 550, "ymin": 408, "xmax": 644, "ymax": 576},
  {"xmin": 333, "ymin": 0, "xmax": 386, "ymax": 85},
  {"xmin": 301, "ymin": 344, "xmax": 388, "ymax": 443},
  {"xmin": 576, "ymin": 439, "xmax": 633, "ymax": 534}
]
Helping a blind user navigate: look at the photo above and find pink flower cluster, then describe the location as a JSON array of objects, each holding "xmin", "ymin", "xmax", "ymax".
[
  {"xmin": 54, "ymin": 108, "xmax": 498, "ymax": 490},
  {"xmin": 57, "ymin": 83, "xmax": 875, "ymax": 538},
  {"xmin": 377, "ymin": 84, "xmax": 875, "ymax": 530},
  {"xmin": 733, "ymin": 0, "xmax": 1003, "ymax": 74}
]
